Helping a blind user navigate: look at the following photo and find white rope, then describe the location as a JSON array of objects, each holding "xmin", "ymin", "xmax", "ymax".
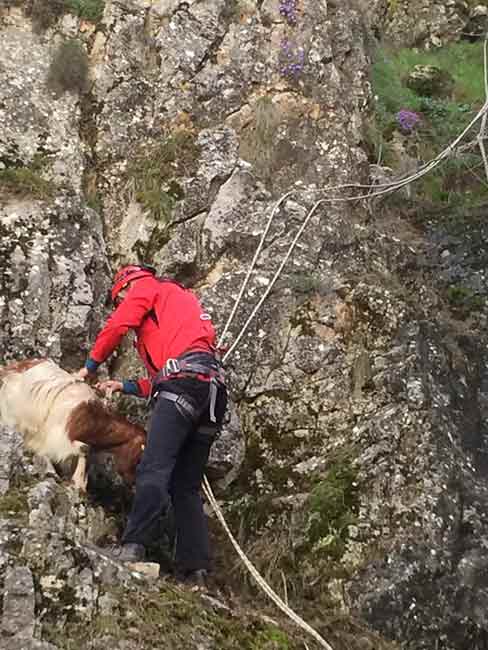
[
  {"xmin": 202, "ymin": 477, "xmax": 334, "ymax": 650},
  {"xmin": 477, "ymin": 34, "xmax": 488, "ymax": 182},
  {"xmin": 218, "ymin": 191, "xmax": 295, "ymax": 346},
  {"xmin": 204, "ymin": 40, "xmax": 488, "ymax": 650},
  {"xmin": 221, "ymin": 198, "xmax": 324, "ymax": 363},
  {"xmin": 217, "ymin": 99, "xmax": 488, "ymax": 363}
]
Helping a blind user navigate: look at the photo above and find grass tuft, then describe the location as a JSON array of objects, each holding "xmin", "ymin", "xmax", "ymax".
[
  {"xmin": 0, "ymin": 491, "xmax": 29, "ymax": 517},
  {"xmin": 47, "ymin": 39, "xmax": 89, "ymax": 95},
  {"xmin": 128, "ymin": 130, "xmax": 201, "ymax": 226},
  {"xmin": 447, "ymin": 284, "xmax": 484, "ymax": 317},
  {"xmin": 240, "ymin": 96, "xmax": 282, "ymax": 182},
  {"xmin": 0, "ymin": 156, "xmax": 54, "ymax": 201}
]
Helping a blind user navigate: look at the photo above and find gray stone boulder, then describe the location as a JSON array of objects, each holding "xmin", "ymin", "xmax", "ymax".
[{"xmin": 406, "ymin": 64, "xmax": 455, "ymax": 98}]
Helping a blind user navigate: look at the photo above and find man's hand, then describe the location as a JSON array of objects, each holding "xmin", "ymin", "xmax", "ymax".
[
  {"xmin": 95, "ymin": 380, "xmax": 123, "ymax": 398},
  {"xmin": 76, "ymin": 367, "xmax": 95, "ymax": 381}
]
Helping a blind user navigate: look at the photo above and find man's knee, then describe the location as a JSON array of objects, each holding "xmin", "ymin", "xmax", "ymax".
[
  {"xmin": 137, "ymin": 455, "xmax": 170, "ymax": 479},
  {"xmin": 170, "ymin": 477, "xmax": 203, "ymax": 503},
  {"xmin": 137, "ymin": 465, "xmax": 171, "ymax": 496}
]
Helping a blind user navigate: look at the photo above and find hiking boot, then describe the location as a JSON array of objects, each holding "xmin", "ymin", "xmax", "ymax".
[
  {"xmin": 109, "ymin": 543, "xmax": 146, "ymax": 563},
  {"xmin": 183, "ymin": 569, "xmax": 209, "ymax": 590}
]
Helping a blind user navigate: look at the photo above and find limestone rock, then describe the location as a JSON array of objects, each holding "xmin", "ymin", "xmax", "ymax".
[
  {"xmin": 2, "ymin": 565, "xmax": 35, "ymax": 637},
  {"xmin": 127, "ymin": 561, "xmax": 160, "ymax": 580}
]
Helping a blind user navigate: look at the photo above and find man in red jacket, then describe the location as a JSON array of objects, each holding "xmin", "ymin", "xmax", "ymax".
[{"xmin": 77, "ymin": 264, "xmax": 227, "ymax": 585}]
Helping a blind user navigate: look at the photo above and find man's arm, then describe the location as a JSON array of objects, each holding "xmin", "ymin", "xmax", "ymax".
[
  {"xmin": 119, "ymin": 378, "xmax": 152, "ymax": 398},
  {"xmin": 96, "ymin": 377, "xmax": 152, "ymax": 399},
  {"xmin": 83, "ymin": 281, "xmax": 156, "ymax": 373}
]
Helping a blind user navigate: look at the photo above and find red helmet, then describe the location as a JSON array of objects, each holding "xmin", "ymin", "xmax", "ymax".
[{"xmin": 111, "ymin": 264, "xmax": 156, "ymax": 303}]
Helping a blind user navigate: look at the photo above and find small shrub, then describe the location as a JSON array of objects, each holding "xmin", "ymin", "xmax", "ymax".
[
  {"xmin": 304, "ymin": 460, "xmax": 359, "ymax": 559},
  {"xmin": 447, "ymin": 285, "xmax": 484, "ymax": 316},
  {"xmin": 28, "ymin": 0, "xmax": 104, "ymax": 31},
  {"xmin": 47, "ymin": 39, "xmax": 89, "ymax": 95},
  {"xmin": 128, "ymin": 130, "xmax": 201, "ymax": 226},
  {"xmin": 65, "ymin": 0, "xmax": 105, "ymax": 22},
  {"xmin": 29, "ymin": 0, "xmax": 66, "ymax": 32}
]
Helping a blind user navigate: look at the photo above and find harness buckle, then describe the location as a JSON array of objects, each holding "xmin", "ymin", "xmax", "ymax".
[{"xmin": 165, "ymin": 358, "xmax": 180, "ymax": 375}]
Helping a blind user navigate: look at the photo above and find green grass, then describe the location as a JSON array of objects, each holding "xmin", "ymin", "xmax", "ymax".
[
  {"xmin": 0, "ymin": 492, "xmax": 28, "ymax": 515},
  {"xmin": 370, "ymin": 41, "xmax": 488, "ymax": 206},
  {"xmin": 65, "ymin": 0, "xmax": 105, "ymax": 22},
  {"xmin": 0, "ymin": 168, "xmax": 53, "ymax": 199},
  {"xmin": 251, "ymin": 626, "xmax": 290, "ymax": 650},
  {"xmin": 42, "ymin": 583, "xmax": 298, "ymax": 650},
  {"xmin": 373, "ymin": 41, "xmax": 485, "ymax": 112},
  {"xmin": 371, "ymin": 42, "xmax": 484, "ymax": 144},
  {"xmin": 0, "ymin": 490, "xmax": 29, "ymax": 522},
  {"xmin": 0, "ymin": 156, "xmax": 54, "ymax": 201}
]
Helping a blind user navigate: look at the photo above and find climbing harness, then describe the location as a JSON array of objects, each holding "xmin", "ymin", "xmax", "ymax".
[
  {"xmin": 153, "ymin": 351, "xmax": 224, "ymax": 383},
  {"xmin": 151, "ymin": 351, "xmax": 225, "ymax": 425}
]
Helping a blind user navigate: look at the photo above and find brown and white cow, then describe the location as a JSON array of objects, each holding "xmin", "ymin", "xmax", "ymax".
[{"xmin": 0, "ymin": 358, "xmax": 146, "ymax": 490}]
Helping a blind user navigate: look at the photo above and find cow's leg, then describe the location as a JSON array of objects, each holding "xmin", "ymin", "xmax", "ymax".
[{"xmin": 72, "ymin": 448, "xmax": 88, "ymax": 491}]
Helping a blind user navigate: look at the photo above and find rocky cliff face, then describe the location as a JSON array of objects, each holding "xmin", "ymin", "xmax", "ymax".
[{"xmin": 1, "ymin": 1, "xmax": 488, "ymax": 649}]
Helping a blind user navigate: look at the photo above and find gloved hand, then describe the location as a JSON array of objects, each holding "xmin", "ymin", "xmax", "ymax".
[
  {"xmin": 95, "ymin": 379, "xmax": 123, "ymax": 398},
  {"xmin": 75, "ymin": 367, "xmax": 96, "ymax": 381}
]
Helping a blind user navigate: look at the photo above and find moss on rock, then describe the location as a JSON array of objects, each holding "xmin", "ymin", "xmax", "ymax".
[
  {"xmin": 0, "ymin": 490, "xmax": 29, "ymax": 521},
  {"xmin": 42, "ymin": 582, "xmax": 301, "ymax": 650}
]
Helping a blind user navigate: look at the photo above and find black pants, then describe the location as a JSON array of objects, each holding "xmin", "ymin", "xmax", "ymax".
[{"xmin": 122, "ymin": 377, "xmax": 227, "ymax": 573}]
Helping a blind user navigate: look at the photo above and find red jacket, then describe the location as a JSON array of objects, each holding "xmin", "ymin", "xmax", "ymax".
[{"xmin": 88, "ymin": 276, "xmax": 216, "ymax": 397}]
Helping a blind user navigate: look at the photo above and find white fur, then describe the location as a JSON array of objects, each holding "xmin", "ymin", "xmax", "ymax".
[{"xmin": 0, "ymin": 360, "xmax": 95, "ymax": 486}]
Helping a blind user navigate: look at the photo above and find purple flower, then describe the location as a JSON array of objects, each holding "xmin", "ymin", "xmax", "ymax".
[
  {"xmin": 396, "ymin": 109, "xmax": 420, "ymax": 132},
  {"xmin": 279, "ymin": 0, "xmax": 298, "ymax": 25},
  {"xmin": 279, "ymin": 39, "xmax": 305, "ymax": 77}
]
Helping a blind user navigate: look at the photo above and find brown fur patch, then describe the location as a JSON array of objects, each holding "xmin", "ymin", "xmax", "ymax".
[
  {"xmin": 0, "ymin": 358, "xmax": 46, "ymax": 378},
  {"xmin": 66, "ymin": 401, "xmax": 146, "ymax": 483}
]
